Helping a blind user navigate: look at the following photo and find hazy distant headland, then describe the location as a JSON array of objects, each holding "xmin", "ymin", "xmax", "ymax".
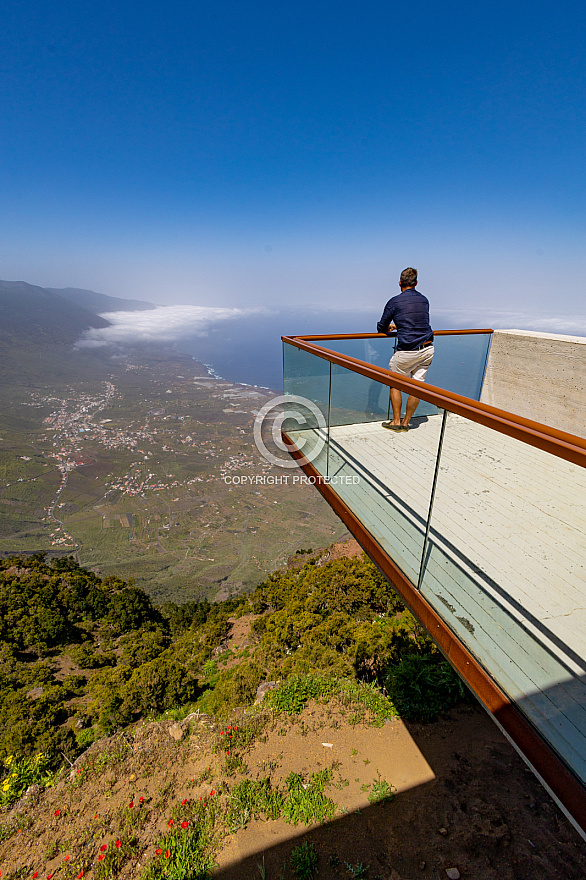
[{"xmin": 45, "ymin": 285, "xmax": 156, "ymax": 314}]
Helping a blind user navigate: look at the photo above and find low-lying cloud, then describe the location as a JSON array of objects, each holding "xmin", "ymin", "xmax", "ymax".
[
  {"xmin": 77, "ymin": 305, "xmax": 263, "ymax": 348},
  {"xmin": 76, "ymin": 303, "xmax": 586, "ymax": 354},
  {"xmin": 434, "ymin": 308, "xmax": 586, "ymax": 337}
]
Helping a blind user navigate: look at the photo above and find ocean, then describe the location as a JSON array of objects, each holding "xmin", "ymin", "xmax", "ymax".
[
  {"xmin": 176, "ymin": 307, "xmax": 377, "ymax": 390},
  {"xmin": 172, "ymin": 304, "xmax": 586, "ymax": 391}
]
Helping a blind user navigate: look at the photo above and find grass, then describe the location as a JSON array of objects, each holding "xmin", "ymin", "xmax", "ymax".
[
  {"xmin": 344, "ymin": 862, "xmax": 370, "ymax": 878},
  {"xmin": 0, "ymin": 676, "xmax": 405, "ymax": 879},
  {"xmin": 282, "ymin": 770, "xmax": 337, "ymax": 826},
  {"xmin": 266, "ymin": 674, "xmax": 397, "ymax": 725},
  {"xmin": 366, "ymin": 774, "xmax": 395, "ymax": 805},
  {"xmin": 140, "ymin": 798, "xmax": 219, "ymax": 880},
  {"xmin": 94, "ymin": 835, "xmax": 137, "ymax": 878},
  {"xmin": 226, "ymin": 778, "xmax": 284, "ymax": 829},
  {"xmin": 290, "ymin": 841, "xmax": 318, "ymax": 879},
  {"xmin": 225, "ymin": 767, "xmax": 337, "ymax": 832}
]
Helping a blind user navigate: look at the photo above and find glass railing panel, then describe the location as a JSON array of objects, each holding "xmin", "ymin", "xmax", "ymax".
[
  {"xmin": 282, "ymin": 342, "xmax": 330, "ymax": 465},
  {"xmin": 283, "ymin": 341, "xmax": 330, "ymax": 413},
  {"xmin": 328, "ymin": 363, "xmax": 445, "ymax": 583},
  {"xmin": 419, "ymin": 412, "xmax": 586, "ymax": 785},
  {"xmin": 329, "ymin": 362, "xmax": 390, "ymax": 427},
  {"xmin": 321, "ymin": 333, "xmax": 492, "ymax": 413}
]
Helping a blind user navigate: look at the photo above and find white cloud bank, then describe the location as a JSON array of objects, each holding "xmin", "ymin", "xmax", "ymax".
[
  {"xmin": 433, "ymin": 308, "xmax": 586, "ymax": 337},
  {"xmin": 77, "ymin": 305, "xmax": 264, "ymax": 348},
  {"xmin": 76, "ymin": 303, "xmax": 586, "ymax": 352}
]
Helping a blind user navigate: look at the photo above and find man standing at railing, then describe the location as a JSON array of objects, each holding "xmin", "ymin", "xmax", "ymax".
[{"xmin": 377, "ymin": 267, "xmax": 434, "ymax": 431}]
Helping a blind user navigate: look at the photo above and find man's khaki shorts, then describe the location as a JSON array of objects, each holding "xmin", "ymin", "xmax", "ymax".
[{"xmin": 388, "ymin": 345, "xmax": 434, "ymax": 382}]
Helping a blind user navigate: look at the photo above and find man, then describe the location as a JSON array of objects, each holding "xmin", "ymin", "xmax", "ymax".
[{"xmin": 376, "ymin": 267, "xmax": 434, "ymax": 431}]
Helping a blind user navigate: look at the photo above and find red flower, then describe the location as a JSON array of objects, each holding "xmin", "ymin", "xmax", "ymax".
[
  {"xmin": 47, "ymin": 875, "xmax": 54, "ymax": 879},
  {"xmin": 93, "ymin": 814, "xmax": 98, "ymax": 819},
  {"xmin": 100, "ymin": 843, "xmax": 108, "ymax": 852},
  {"xmin": 220, "ymin": 731, "xmax": 224, "ymax": 735},
  {"xmin": 77, "ymin": 873, "xmax": 83, "ymax": 879},
  {"xmin": 181, "ymin": 798, "xmax": 187, "ymax": 804},
  {"xmin": 227, "ymin": 725, "xmax": 231, "ymax": 731},
  {"xmin": 181, "ymin": 820, "xmax": 189, "ymax": 829},
  {"xmin": 54, "ymin": 809, "xmax": 60, "ymax": 817},
  {"xmin": 167, "ymin": 818, "xmax": 173, "ymax": 827},
  {"xmin": 98, "ymin": 855, "xmax": 104, "ymax": 862},
  {"xmin": 64, "ymin": 856, "xmax": 69, "ymax": 861},
  {"xmin": 165, "ymin": 850, "xmax": 170, "ymax": 859},
  {"xmin": 33, "ymin": 874, "xmax": 38, "ymax": 879},
  {"xmin": 129, "ymin": 800, "xmax": 134, "ymax": 808},
  {"xmin": 234, "ymin": 725, "xmax": 238, "ymax": 731},
  {"xmin": 226, "ymin": 750, "xmax": 230, "ymax": 756},
  {"xmin": 155, "ymin": 848, "xmax": 162, "ymax": 855},
  {"xmin": 115, "ymin": 840, "xmax": 121, "ymax": 848},
  {"xmin": 139, "ymin": 796, "xmax": 144, "ymax": 803},
  {"xmin": 210, "ymin": 789, "xmax": 215, "ymax": 796}
]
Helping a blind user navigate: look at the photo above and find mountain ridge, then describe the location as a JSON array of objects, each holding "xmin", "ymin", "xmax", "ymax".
[
  {"xmin": 0, "ymin": 279, "xmax": 156, "ymax": 358},
  {"xmin": 46, "ymin": 285, "xmax": 156, "ymax": 314},
  {"xmin": 0, "ymin": 280, "xmax": 111, "ymax": 349}
]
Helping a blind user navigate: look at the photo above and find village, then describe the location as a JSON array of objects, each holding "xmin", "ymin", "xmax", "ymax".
[{"xmin": 24, "ymin": 373, "xmax": 280, "ymax": 550}]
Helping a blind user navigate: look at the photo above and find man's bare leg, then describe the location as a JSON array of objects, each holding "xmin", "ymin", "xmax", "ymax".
[
  {"xmin": 402, "ymin": 394, "xmax": 420, "ymax": 426},
  {"xmin": 390, "ymin": 387, "xmax": 403, "ymax": 425}
]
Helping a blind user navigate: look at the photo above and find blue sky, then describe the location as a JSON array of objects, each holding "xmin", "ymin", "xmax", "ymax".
[{"xmin": 1, "ymin": 0, "xmax": 585, "ymax": 322}]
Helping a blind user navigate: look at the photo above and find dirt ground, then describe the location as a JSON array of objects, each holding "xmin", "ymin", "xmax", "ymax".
[
  {"xmin": 1, "ymin": 700, "xmax": 584, "ymax": 879},
  {"xmin": 215, "ymin": 704, "xmax": 586, "ymax": 880}
]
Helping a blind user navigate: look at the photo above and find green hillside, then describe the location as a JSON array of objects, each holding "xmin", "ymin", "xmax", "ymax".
[
  {"xmin": 2, "ymin": 556, "xmax": 584, "ymax": 880},
  {"xmin": 0, "ymin": 551, "xmax": 464, "ymax": 770},
  {"xmin": 0, "ymin": 281, "xmax": 110, "ymax": 349}
]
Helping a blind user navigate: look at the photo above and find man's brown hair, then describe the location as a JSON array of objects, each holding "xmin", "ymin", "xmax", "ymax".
[{"xmin": 400, "ymin": 267, "xmax": 418, "ymax": 289}]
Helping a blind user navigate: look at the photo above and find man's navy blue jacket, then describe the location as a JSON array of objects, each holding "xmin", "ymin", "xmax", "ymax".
[{"xmin": 377, "ymin": 288, "xmax": 433, "ymax": 351}]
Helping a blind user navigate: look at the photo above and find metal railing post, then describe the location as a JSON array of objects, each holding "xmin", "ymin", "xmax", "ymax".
[
  {"xmin": 417, "ymin": 407, "xmax": 448, "ymax": 590},
  {"xmin": 326, "ymin": 362, "xmax": 332, "ymax": 477}
]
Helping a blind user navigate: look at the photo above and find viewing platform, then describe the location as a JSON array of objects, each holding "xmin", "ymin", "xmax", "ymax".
[{"xmin": 281, "ymin": 328, "xmax": 586, "ymax": 838}]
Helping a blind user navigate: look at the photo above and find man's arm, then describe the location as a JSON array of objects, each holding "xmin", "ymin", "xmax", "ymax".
[{"xmin": 377, "ymin": 301, "xmax": 396, "ymax": 334}]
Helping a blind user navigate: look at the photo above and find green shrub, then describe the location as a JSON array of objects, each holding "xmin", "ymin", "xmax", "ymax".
[
  {"xmin": 266, "ymin": 674, "xmax": 337, "ymax": 714},
  {"xmin": 0, "ymin": 686, "xmax": 77, "ymax": 762},
  {"xmin": 383, "ymin": 655, "xmax": 467, "ymax": 722},
  {"xmin": 196, "ymin": 661, "xmax": 263, "ymax": 717},
  {"xmin": 119, "ymin": 626, "xmax": 170, "ymax": 668},
  {"xmin": 121, "ymin": 657, "xmax": 198, "ymax": 719}
]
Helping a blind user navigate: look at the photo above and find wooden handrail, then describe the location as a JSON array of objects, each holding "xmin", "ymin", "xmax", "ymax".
[
  {"xmin": 281, "ymin": 333, "xmax": 586, "ymax": 468},
  {"xmin": 295, "ymin": 329, "xmax": 494, "ymax": 341}
]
